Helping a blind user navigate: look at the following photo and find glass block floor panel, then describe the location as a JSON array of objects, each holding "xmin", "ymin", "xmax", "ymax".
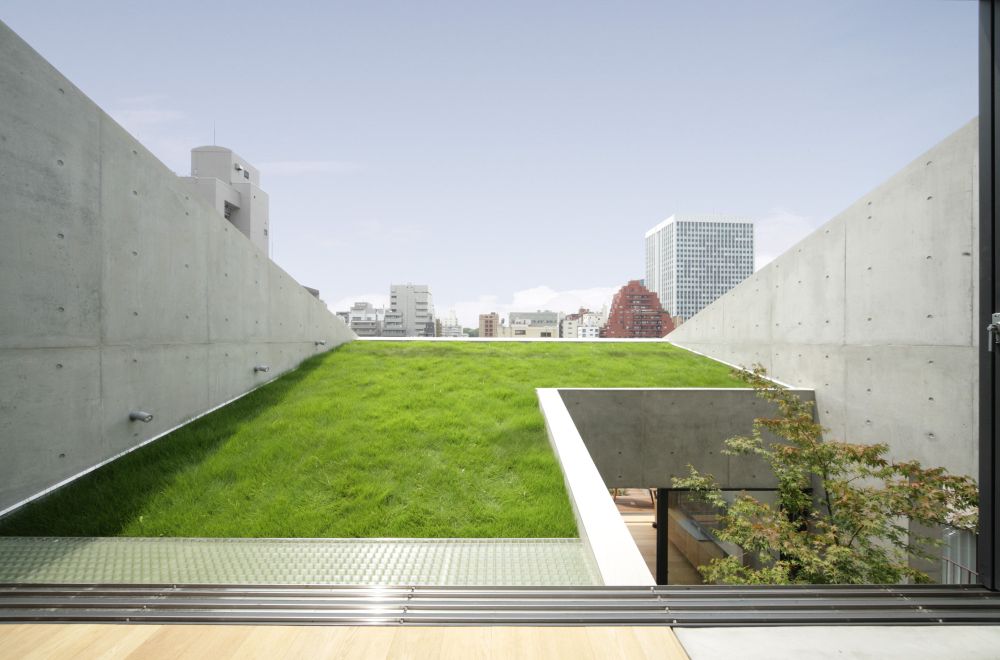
[{"xmin": 0, "ymin": 537, "xmax": 600, "ymax": 586}]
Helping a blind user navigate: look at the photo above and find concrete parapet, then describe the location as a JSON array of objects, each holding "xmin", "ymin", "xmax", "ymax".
[{"xmin": 669, "ymin": 119, "xmax": 979, "ymax": 478}]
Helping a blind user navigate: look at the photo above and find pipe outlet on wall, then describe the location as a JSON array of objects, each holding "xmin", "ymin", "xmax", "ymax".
[
  {"xmin": 129, "ymin": 410, "xmax": 154, "ymax": 423},
  {"xmin": 315, "ymin": 340, "xmax": 327, "ymax": 346},
  {"xmin": 254, "ymin": 365, "xmax": 270, "ymax": 373}
]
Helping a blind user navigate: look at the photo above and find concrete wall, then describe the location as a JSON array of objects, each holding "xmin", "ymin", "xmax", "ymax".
[
  {"xmin": 669, "ymin": 120, "xmax": 979, "ymax": 478},
  {"xmin": 559, "ymin": 388, "xmax": 816, "ymax": 489},
  {"xmin": 0, "ymin": 22, "xmax": 354, "ymax": 514}
]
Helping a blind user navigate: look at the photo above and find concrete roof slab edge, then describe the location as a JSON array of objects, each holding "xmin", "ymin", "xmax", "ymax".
[
  {"xmin": 556, "ymin": 387, "xmax": 814, "ymax": 392},
  {"xmin": 537, "ymin": 388, "xmax": 655, "ymax": 586}
]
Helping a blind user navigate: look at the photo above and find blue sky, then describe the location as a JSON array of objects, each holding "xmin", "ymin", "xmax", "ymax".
[{"xmin": 2, "ymin": 1, "xmax": 977, "ymax": 325}]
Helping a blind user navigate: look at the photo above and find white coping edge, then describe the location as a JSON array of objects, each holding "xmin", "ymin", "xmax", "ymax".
[
  {"xmin": 0, "ymin": 537, "xmax": 588, "ymax": 544},
  {"xmin": 0, "ymin": 368, "xmax": 294, "ymax": 519},
  {"xmin": 557, "ymin": 387, "xmax": 764, "ymax": 391},
  {"xmin": 666, "ymin": 340, "xmax": 798, "ymax": 389},
  {"xmin": 358, "ymin": 337, "xmax": 798, "ymax": 388},
  {"xmin": 357, "ymin": 336, "xmax": 672, "ymax": 342},
  {"xmin": 536, "ymin": 388, "xmax": 655, "ymax": 586}
]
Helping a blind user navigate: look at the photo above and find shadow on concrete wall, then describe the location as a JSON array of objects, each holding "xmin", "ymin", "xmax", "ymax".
[
  {"xmin": 560, "ymin": 388, "xmax": 816, "ymax": 490},
  {"xmin": 0, "ymin": 353, "xmax": 331, "ymax": 537}
]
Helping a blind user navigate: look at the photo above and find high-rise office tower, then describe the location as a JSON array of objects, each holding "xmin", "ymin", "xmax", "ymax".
[{"xmin": 644, "ymin": 215, "xmax": 754, "ymax": 320}]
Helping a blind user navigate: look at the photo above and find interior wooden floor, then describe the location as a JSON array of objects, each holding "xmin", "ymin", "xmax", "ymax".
[
  {"xmin": 616, "ymin": 489, "xmax": 702, "ymax": 585},
  {"xmin": 624, "ymin": 516, "xmax": 703, "ymax": 585},
  {"xmin": 0, "ymin": 624, "xmax": 689, "ymax": 659}
]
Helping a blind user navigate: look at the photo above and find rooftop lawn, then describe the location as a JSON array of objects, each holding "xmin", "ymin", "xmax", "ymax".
[{"xmin": 0, "ymin": 341, "xmax": 745, "ymax": 538}]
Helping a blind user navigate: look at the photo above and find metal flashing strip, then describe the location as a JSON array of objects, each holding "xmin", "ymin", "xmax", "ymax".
[
  {"xmin": 357, "ymin": 337, "xmax": 673, "ymax": 342},
  {"xmin": 1, "ymin": 584, "xmax": 999, "ymax": 626}
]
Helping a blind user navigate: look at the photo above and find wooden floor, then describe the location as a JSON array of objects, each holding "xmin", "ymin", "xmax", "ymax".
[
  {"xmin": 615, "ymin": 489, "xmax": 702, "ymax": 585},
  {"xmin": 0, "ymin": 490, "xmax": 696, "ymax": 659},
  {"xmin": 624, "ymin": 516, "xmax": 703, "ymax": 585},
  {"xmin": 0, "ymin": 624, "xmax": 688, "ymax": 659}
]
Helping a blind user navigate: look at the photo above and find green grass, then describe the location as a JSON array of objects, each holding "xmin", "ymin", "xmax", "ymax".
[{"xmin": 0, "ymin": 342, "xmax": 745, "ymax": 538}]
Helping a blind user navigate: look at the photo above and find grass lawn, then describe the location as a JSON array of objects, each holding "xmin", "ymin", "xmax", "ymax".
[{"xmin": 0, "ymin": 341, "xmax": 745, "ymax": 538}]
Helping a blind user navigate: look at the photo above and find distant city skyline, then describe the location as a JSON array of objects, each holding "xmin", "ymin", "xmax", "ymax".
[{"xmin": 0, "ymin": 2, "xmax": 977, "ymax": 328}]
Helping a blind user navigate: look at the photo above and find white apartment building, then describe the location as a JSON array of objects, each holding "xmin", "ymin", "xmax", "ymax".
[
  {"xmin": 580, "ymin": 307, "xmax": 605, "ymax": 329},
  {"xmin": 577, "ymin": 308, "xmax": 605, "ymax": 338},
  {"xmin": 560, "ymin": 307, "xmax": 606, "ymax": 339},
  {"xmin": 382, "ymin": 310, "xmax": 405, "ymax": 337},
  {"xmin": 509, "ymin": 311, "xmax": 562, "ymax": 327},
  {"xmin": 179, "ymin": 146, "xmax": 270, "ymax": 254},
  {"xmin": 348, "ymin": 301, "xmax": 385, "ymax": 337},
  {"xmin": 645, "ymin": 214, "xmax": 754, "ymax": 320},
  {"xmin": 506, "ymin": 310, "xmax": 561, "ymax": 339},
  {"xmin": 561, "ymin": 315, "xmax": 580, "ymax": 339},
  {"xmin": 386, "ymin": 284, "xmax": 435, "ymax": 337},
  {"xmin": 502, "ymin": 324, "xmax": 558, "ymax": 338},
  {"xmin": 440, "ymin": 310, "xmax": 463, "ymax": 337}
]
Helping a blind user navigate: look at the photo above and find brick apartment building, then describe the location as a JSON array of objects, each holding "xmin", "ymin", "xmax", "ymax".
[
  {"xmin": 478, "ymin": 312, "xmax": 500, "ymax": 337},
  {"xmin": 601, "ymin": 280, "xmax": 675, "ymax": 338}
]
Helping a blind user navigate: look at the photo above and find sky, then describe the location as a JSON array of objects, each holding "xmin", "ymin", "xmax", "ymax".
[{"xmin": 1, "ymin": 1, "xmax": 978, "ymax": 326}]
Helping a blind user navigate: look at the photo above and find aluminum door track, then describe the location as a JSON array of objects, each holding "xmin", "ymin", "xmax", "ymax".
[{"xmin": 2, "ymin": 584, "xmax": 1000, "ymax": 626}]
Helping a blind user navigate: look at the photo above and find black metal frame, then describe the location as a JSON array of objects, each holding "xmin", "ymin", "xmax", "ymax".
[
  {"xmin": 981, "ymin": 0, "xmax": 1000, "ymax": 593},
  {"xmin": 656, "ymin": 487, "xmax": 668, "ymax": 584}
]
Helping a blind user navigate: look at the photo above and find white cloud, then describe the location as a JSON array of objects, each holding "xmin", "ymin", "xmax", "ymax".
[
  {"xmin": 352, "ymin": 219, "xmax": 422, "ymax": 244},
  {"xmin": 754, "ymin": 208, "xmax": 822, "ymax": 269},
  {"xmin": 112, "ymin": 108, "xmax": 186, "ymax": 128},
  {"xmin": 451, "ymin": 285, "xmax": 618, "ymax": 328},
  {"xmin": 328, "ymin": 293, "xmax": 391, "ymax": 314},
  {"xmin": 116, "ymin": 94, "xmax": 171, "ymax": 106},
  {"xmin": 257, "ymin": 160, "xmax": 364, "ymax": 176},
  {"xmin": 106, "ymin": 95, "xmax": 194, "ymax": 174},
  {"xmin": 109, "ymin": 95, "xmax": 186, "ymax": 131},
  {"xmin": 327, "ymin": 285, "xmax": 618, "ymax": 328}
]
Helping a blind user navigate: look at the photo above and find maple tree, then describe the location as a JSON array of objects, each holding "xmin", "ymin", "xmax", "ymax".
[{"xmin": 673, "ymin": 365, "xmax": 979, "ymax": 584}]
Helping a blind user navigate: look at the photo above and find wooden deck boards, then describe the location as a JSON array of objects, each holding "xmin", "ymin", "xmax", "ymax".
[{"xmin": 0, "ymin": 624, "xmax": 689, "ymax": 659}]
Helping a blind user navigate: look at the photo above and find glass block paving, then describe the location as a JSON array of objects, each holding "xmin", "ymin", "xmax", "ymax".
[{"xmin": 0, "ymin": 537, "xmax": 600, "ymax": 586}]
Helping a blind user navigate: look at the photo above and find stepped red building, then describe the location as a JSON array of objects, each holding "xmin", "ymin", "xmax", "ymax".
[{"xmin": 601, "ymin": 280, "xmax": 675, "ymax": 338}]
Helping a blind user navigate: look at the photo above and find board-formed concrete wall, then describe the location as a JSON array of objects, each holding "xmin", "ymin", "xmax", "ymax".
[
  {"xmin": 0, "ymin": 22, "xmax": 354, "ymax": 514},
  {"xmin": 559, "ymin": 388, "xmax": 816, "ymax": 489},
  {"xmin": 669, "ymin": 120, "xmax": 979, "ymax": 478}
]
